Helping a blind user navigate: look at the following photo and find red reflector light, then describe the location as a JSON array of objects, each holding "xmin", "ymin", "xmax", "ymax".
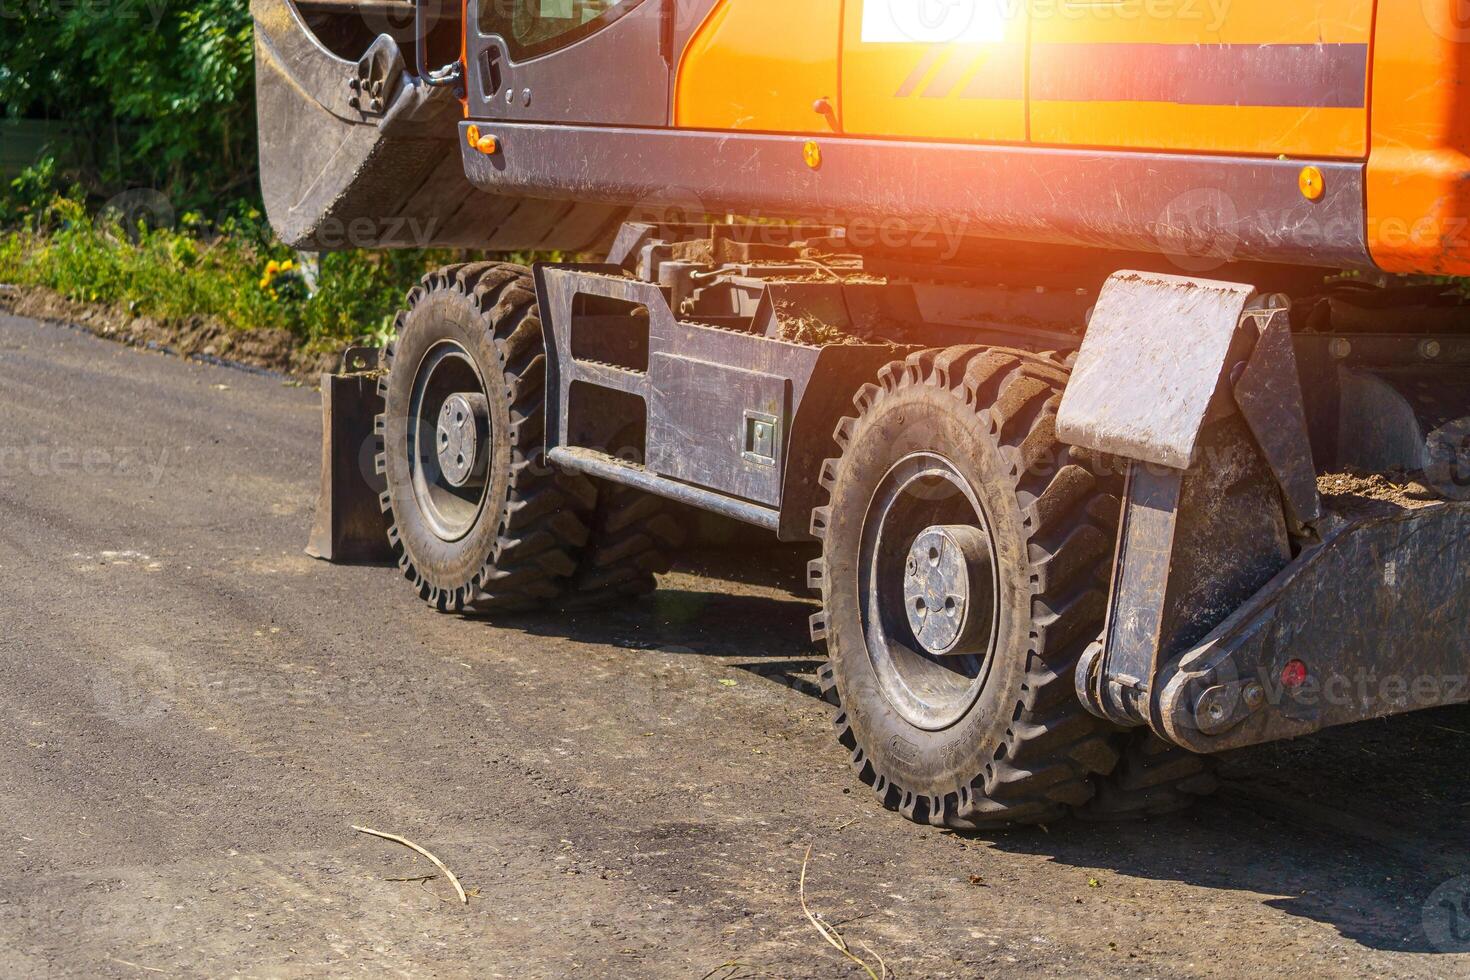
[{"xmin": 1281, "ymin": 660, "xmax": 1308, "ymax": 689}]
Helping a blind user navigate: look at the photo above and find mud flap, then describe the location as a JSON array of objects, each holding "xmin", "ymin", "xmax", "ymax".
[
  {"xmin": 1058, "ymin": 272, "xmax": 1301, "ymax": 731},
  {"xmin": 1061, "ymin": 271, "xmax": 1470, "ymax": 749},
  {"xmin": 305, "ymin": 348, "xmax": 393, "ymax": 563},
  {"xmin": 1057, "ymin": 271, "xmax": 1258, "ymax": 469}
]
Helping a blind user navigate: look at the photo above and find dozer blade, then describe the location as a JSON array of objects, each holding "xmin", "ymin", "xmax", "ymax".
[
  {"xmin": 306, "ymin": 348, "xmax": 393, "ymax": 564},
  {"xmin": 251, "ymin": 0, "xmax": 622, "ymax": 251}
]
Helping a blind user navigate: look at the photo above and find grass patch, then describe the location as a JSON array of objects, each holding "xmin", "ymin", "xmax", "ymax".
[{"xmin": 0, "ymin": 190, "xmax": 468, "ymax": 351}]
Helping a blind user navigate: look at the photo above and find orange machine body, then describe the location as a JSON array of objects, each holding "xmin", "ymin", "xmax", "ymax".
[{"xmin": 674, "ymin": 0, "xmax": 1470, "ymax": 276}]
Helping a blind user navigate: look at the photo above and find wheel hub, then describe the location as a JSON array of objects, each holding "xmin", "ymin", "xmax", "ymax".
[
  {"xmin": 902, "ymin": 525, "xmax": 994, "ymax": 656},
  {"xmin": 436, "ymin": 392, "xmax": 489, "ymax": 488},
  {"xmin": 859, "ymin": 452, "xmax": 1002, "ymax": 730},
  {"xmin": 406, "ymin": 341, "xmax": 493, "ymax": 543}
]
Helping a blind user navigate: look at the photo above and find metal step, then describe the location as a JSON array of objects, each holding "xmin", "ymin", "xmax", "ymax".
[{"xmin": 548, "ymin": 447, "xmax": 780, "ymax": 532}]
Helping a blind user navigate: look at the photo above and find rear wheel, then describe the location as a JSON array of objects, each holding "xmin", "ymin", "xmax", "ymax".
[
  {"xmin": 809, "ymin": 346, "xmax": 1124, "ymax": 827},
  {"xmin": 1081, "ymin": 732, "xmax": 1219, "ymax": 821},
  {"xmin": 566, "ymin": 482, "xmax": 685, "ymax": 605},
  {"xmin": 377, "ymin": 262, "xmax": 679, "ymax": 612}
]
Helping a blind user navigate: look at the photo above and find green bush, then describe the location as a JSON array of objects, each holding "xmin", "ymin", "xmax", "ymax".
[
  {"xmin": 0, "ymin": 0, "xmax": 255, "ymax": 209},
  {"xmin": 0, "ymin": 190, "xmax": 458, "ymax": 348},
  {"xmin": 0, "ymin": 158, "xmax": 61, "ymax": 225},
  {"xmin": 0, "ymin": 7, "xmax": 533, "ymax": 351}
]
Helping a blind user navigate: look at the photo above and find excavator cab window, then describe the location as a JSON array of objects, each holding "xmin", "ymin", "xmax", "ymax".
[
  {"xmin": 465, "ymin": 0, "xmax": 668, "ymax": 123},
  {"xmin": 479, "ymin": 0, "xmax": 647, "ymax": 59}
]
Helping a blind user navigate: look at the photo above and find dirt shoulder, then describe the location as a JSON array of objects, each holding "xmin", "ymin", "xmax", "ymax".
[{"xmin": 0, "ymin": 283, "xmax": 339, "ymax": 380}]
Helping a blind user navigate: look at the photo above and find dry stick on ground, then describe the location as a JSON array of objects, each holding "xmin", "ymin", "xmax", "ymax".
[
  {"xmin": 798, "ymin": 844, "xmax": 887, "ymax": 980},
  {"xmin": 352, "ymin": 826, "xmax": 468, "ymax": 904},
  {"xmin": 110, "ymin": 957, "xmax": 166, "ymax": 974},
  {"xmin": 699, "ymin": 961, "xmax": 788, "ymax": 980}
]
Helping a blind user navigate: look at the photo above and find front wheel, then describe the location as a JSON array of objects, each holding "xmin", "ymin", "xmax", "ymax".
[{"xmin": 809, "ymin": 346, "xmax": 1124, "ymax": 827}]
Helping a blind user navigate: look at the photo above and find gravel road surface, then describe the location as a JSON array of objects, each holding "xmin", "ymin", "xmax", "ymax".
[{"xmin": 2, "ymin": 313, "xmax": 1468, "ymax": 978}]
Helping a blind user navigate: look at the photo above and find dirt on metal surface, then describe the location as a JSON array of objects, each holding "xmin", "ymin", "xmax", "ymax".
[
  {"xmin": 1, "ymin": 313, "xmax": 1469, "ymax": 977},
  {"xmin": 771, "ymin": 304, "xmax": 863, "ymax": 346},
  {"xmin": 1318, "ymin": 468, "xmax": 1442, "ymax": 510}
]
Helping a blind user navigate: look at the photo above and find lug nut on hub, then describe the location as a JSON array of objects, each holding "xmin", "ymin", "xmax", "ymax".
[
  {"xmin": 436, "ymin": 392, "xmax": 490, "ymax": 488},
  {"xmin": 902, "ymin": 524, "xmax": 995, "ymax": 656}
]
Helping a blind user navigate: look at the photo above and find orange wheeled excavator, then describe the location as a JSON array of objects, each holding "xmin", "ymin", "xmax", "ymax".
[{"xmin": 262, "ymin": 0, "xmax": 1470, "ymax": 827}]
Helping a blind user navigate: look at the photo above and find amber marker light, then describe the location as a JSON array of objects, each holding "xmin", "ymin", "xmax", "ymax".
[
  {"xmin": 1298, "ymin": 165, "xmax": 1325, "ymax": 201},
  {"xmin": 465, "ymin": 125, "xmax": 499, "ymax": 156},
  {"xmin": 803, "ymin": 140, "xmax": 823, "ymax": 171}
]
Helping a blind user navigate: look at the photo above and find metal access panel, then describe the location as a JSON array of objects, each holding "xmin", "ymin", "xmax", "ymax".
[{"xmin": 647, "ymin": 354, "xmax": 789, "ymax": 506}]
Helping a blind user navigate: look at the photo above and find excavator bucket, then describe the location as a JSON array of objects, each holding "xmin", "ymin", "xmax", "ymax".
[{"xmin": 250, "ymin": 0, "xmax": 622, "ymax": 251}]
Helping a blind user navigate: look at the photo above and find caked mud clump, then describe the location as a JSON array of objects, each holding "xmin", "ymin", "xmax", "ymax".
[
  {"xmin": 1317, "ymin": 468, "xmax": 1441, "ymax": 511},
  {"xmin": 773, "ymin": 307, "xmax": 863, "ymax": 346}
]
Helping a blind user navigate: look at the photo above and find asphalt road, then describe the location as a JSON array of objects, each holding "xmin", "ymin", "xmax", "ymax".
[{"xmin": 2, "ymin": 312, "xmax": 1469, "ymax": 978}]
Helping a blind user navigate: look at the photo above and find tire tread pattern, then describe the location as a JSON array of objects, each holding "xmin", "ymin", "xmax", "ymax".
[
  {"xmin": 565, "ymin": 483, "xmax": 685, "ymax": 605},
  {"xmin": 1080, "ymin": 732, "xmax": 1219, "ymax": 821},
  {"xmin": 376, "ymin": 262, "xmax": 596, "ymax": 613},
  {"xmin": 811, "ymin": 345, "xmax": 1123, "ymax": 828}
]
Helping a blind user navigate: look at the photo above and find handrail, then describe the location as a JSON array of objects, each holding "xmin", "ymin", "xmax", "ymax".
[{"xmin": 415, "ymin": 0, "xmax": 463, "ymax": 87}]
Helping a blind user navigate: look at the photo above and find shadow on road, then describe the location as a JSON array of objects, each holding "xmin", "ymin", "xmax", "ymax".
[
  {"xmin": 507, "ymin": 539, "xmax": 823, "ymax": 663},
  {"xmin": 983, "ymin": 705, "xmax": 1470, "ymax": 954},
  {"xmin": 469, "ymin": 535, "xmax": 1470, "ymax": 956}
]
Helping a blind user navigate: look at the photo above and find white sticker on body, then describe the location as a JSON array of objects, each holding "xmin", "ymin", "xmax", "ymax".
[{"xmin": 861, "ymin": 0, "xmax": 1007, "ymax": 44}]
